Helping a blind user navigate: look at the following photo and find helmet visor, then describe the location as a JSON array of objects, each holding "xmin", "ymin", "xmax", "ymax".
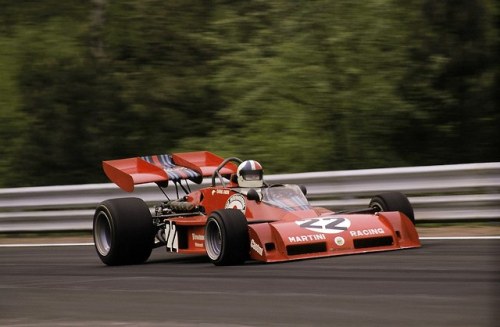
[{"xmin": 242, "ymin": 170, "xmax": 263, "ymax": 181}]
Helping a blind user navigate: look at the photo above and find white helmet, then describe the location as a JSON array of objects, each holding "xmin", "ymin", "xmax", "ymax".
[{"xmin": 237, "ymin": 160, "xmax": 263, "ymax": 188}]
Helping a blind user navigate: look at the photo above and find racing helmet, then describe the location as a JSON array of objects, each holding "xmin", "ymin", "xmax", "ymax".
[{"xmin": 237, "ymin": 160, "xmax": 264, "ymax": 188}]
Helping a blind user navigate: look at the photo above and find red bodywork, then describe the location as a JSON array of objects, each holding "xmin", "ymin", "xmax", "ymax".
[{"xmin": 103, "ymin": 151, "xmax": 420, "ymax": 263}]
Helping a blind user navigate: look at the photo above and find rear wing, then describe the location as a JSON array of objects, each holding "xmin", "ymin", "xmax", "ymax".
[{"xmin": 103, "ymin": 151, "xmax": 237, "ymax": 192}]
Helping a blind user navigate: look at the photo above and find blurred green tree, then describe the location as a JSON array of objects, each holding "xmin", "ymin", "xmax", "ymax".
[
  {"xmin": 396, "ymin": 0, "xmax": 500, "ymax": 165},
  {"xmin": 179, "ymin": 1, "xmax": 413, "ymax": 171},
  {"xmin": 2, "ymin": 0, "xmax": 220, "ymax": 186},
  {"xmin": 0, "ymin": 0, "xmax": 498, "ymax": 186}
]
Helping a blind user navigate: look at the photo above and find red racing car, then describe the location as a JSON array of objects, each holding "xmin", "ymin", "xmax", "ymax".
[{"xmin": 93, "ymin": 151, "xmax": 420, "ymax": 266}]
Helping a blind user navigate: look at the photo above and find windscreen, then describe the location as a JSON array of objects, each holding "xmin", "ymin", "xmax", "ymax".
[{"xmin": 261, "ymin": 185, "xmax": 311, "ymax": 211}]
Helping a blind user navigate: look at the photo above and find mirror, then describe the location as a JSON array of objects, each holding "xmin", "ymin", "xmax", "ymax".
[{"xmin": 247, "ymin": 188, "xmax": 261, "ymax": 202}]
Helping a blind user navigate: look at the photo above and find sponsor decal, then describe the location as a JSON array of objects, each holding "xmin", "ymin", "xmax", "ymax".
[
  {"xmin": 225, "ymin": 194, "xmax": 246, "ymax": 213},
  {"xmin": 350, "ymin": 228, "xmax": 385, "ymax": 237},
  {"xmin": 192, "ymin": 233, "xmax": 204, "ymax": 241},
  {"xmin": 250, "ymin": 239, "xmax": 264, "ymax": 256},
  {"xmin": 295, "ymin": 217, "xmax": 351, "ymax": 234},
  {"xmin": 288, "ymin": 233, "xmax": 327, "ymax": 243},
  {"xmin": 334, "ymin": 236, "xmax": 345, "ymax": 246},
  {"xmin": 194, "ymin": 242, "xmax": 204, "ymax": 248}
]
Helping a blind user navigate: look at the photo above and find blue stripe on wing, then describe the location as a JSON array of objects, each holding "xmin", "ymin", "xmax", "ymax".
[
  {"xmin": 160, "ymin": 154, "xmax": 199, "ymax": 180},
  {"xmin": 141, "ymin": 156, "xmax": 153, "ymax": 164},
  {"xmin": 142, "ymin": 154, "xmax": 201, "ymax": 182}
]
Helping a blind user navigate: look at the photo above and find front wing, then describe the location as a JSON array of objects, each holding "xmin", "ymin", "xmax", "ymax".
[{"xmin": 247, "ymin": 211, "xmax": 420, "ymax": 262}]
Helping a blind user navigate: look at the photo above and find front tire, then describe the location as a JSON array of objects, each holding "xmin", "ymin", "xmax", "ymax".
[
  {"xmin": 93, "ymin": 197, "xmax": 155, "ymax": 266},
  {"xmin": 205, "ymin": 209, "xmax": 249, "ymax": 266},
  {"xmin": 369, "ymin": 192, "xmax": 415, "ymax": 225}
]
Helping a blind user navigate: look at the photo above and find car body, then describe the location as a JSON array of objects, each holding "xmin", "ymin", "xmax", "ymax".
[{"xmin": 93, "ymin": 151, "xmax": 420, "ymax": 266}]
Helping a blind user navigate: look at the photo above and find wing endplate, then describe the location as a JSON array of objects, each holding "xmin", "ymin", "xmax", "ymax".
[{"xmin": 103, "ymin": 158, "xmax": 168, "ymax": 192}]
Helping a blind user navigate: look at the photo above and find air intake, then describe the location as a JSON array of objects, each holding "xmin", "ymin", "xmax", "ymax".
[
  {"xmin": 354, "ymin": 236, "xmax": 393, "ymax": 249},
  {"xmin": 287, "ymin": 242, "xmax": 327, "ymax": 256}
]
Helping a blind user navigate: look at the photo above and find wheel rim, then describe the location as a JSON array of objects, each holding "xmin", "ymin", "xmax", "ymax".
[
  {"xmin": 205, "ymin": 219, "xmax": 222, "ymax": 261},
  {"xmin": 95, "ymin": 211, "xmax": 112, "ymax": 256}
]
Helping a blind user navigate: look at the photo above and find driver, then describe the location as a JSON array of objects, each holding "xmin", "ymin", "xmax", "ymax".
[{"xmin": 237, "ymin": 160, "xmax": 264, "ymax": 188}]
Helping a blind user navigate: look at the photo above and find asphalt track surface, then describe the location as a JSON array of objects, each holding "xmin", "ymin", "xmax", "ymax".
[{"xmin": 1, "ymin": 239, "xmax": 499, "ymax": 327}]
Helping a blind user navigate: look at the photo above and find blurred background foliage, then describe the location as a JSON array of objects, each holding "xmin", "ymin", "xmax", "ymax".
[{"xmin": 0, "ymin": 0, "xmax": 499, "ymax": 187}]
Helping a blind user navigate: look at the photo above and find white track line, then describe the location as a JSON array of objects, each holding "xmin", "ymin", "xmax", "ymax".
[
  {"xmin": 0, "ymin": 236, "xmax": 499, "ymax": 248},
  {"xmin": 0, "ymin": 242, "xmax": 94, "ymax": 247},
  {"xmin": 419, "ymin": 236, "xmax": 500, "ymax": 240}
]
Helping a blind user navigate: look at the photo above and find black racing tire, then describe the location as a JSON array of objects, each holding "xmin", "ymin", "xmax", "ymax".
[
  {"xmin": 369, "ymin": 192, "xmax": 415, "ymax": 225},
  {"xmin": 204, "ymin": 209, "xmax": 249, "ymax": 266},
  {"xmin": 93, "ymin": 197, "xmax": 155, "ymax": 266}
]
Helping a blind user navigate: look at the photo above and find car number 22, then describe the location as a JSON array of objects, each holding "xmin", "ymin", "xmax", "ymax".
[{"xmin": 165, "ymin": 221, "xmax": 178, "ymax": 252}]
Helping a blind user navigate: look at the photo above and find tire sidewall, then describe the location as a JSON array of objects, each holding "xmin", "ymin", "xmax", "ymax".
[
  {"xmin": 369, "ymin": 192, "xmax": 415, "ymax": 225},
  {"xmin": 205, "ymin": 209, "xmax": 249, "ymax": 265},
  {"xmin": 205, "ymin": 214, "xmax": 226, "ymax": 264},
  {"xmin": 93, "ymin": 203, "xmax": 118, "ymax": 264},
  {"xmin": 93, "ymin": 197, "xmax": 154, "ymax": 265}
]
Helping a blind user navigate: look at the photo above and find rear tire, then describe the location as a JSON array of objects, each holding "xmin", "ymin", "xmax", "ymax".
[
  {"xmin": 93, "ymin": 197, "xmax": 155, "ymax": 265},
  {"xmin": 369, "ymin": 192, "xmax": 415, "ymax": 225},
  {"xmin": 205, "ymin": 209, "xmax": 249, "ymax": 266}
]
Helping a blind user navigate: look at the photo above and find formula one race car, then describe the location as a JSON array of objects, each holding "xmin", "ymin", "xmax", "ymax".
[{"xmin": 93, "ymin": 151, "xmax": 420, "ymax": 266}]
